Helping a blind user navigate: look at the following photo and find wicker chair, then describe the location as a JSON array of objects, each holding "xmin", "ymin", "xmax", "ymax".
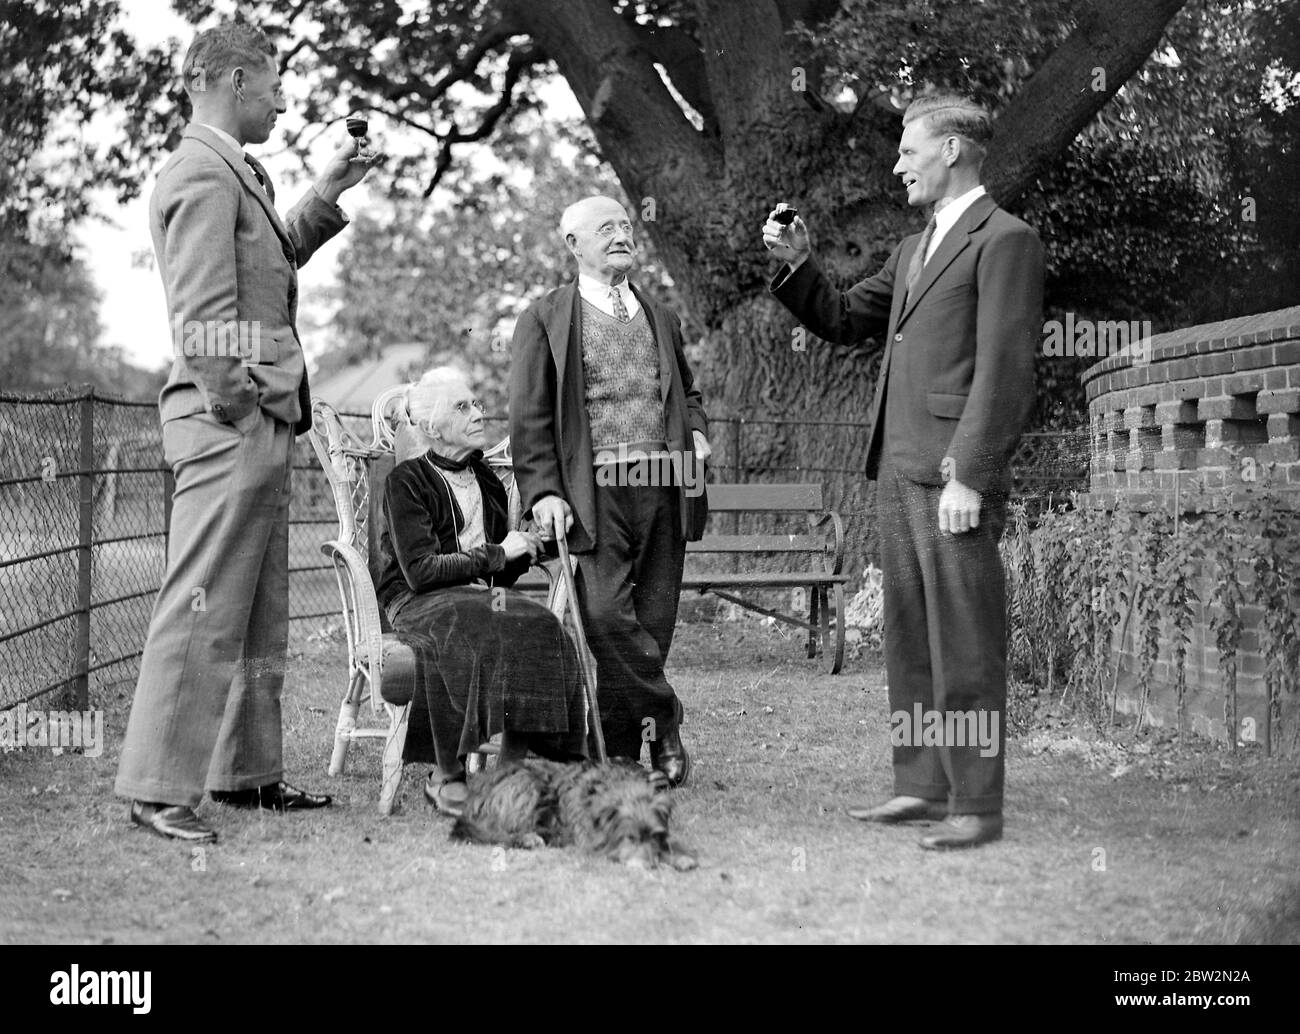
[{"xmin": 306, "ymin": 388, "xmax": 590, "ymax": 814}]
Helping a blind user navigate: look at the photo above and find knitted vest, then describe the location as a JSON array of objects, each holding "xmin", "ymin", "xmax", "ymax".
[{"xmin": 580, "ymin": 299, "xmax": 665, "ymax": 452}]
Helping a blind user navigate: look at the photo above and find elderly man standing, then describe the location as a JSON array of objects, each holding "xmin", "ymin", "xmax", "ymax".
[
  {"xmin": 114, "ymin": 23, "xmax": 379, "ymax": 842},
  {"xmin": 764, "ymin": 92, "xmax": 1045, "ymax": 849},
  {"xmin": 509, "ymin": 195, "xmax": 710, "ymax": 785}
]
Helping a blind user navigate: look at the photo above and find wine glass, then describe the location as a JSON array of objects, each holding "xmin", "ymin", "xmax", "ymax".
[{"xmin": 345, "ymin": 112, "xmax": 374, "ymax": 161}]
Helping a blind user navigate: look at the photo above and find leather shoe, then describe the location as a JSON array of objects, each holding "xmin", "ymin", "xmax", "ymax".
[
  {"xmin": 130, "ymin": 801, "xmax": 217, "ymax": 843},
  {"xmin": 918, "ymin": 813, "xmax": 1004, "ymax": 850},
  {"xmin": 649, "ymin": 727, "xmax": 691, "ymax": 788},
  {"xmin": 209, "ymin": 781, "xmax": 332, "ymax": 811},
  {"xmin": 847, "ymin": 795, "xmax": 947, "ymax": 823},
  {"xmin": 424, "ymin": 775, "xmax": 467, "ymax": 818}
]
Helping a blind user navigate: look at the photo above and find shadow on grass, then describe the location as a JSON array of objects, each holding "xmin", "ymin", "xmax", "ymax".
[{"xmin": 0, "ymin": 619, "xmax": 1296, "ymax": 944}]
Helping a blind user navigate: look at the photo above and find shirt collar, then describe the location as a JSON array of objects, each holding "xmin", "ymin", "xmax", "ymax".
[
  {"xmin": 933, "ymin": 184, "xmax": 986, "ymax": 239},
  {"xmin": 195, "ymin": 122, "xmax": 246, "ymax": 160},
  {"xmin": 578, "ymin": 272, "xmax": 631, "ymax": 300}
]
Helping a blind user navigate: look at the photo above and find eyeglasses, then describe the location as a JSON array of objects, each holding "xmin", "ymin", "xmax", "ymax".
[
  {"xmin": 587, "ymin": 220, "xmax": 635, "ymax": 239},
  {"xmin": 452, "ymin": 399, "xmax": 486, "ymax": 414}
]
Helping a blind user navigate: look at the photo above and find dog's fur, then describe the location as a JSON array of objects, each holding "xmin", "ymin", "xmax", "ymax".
[{"xmin": 450, "ymin": 758, "xmax": 697, "ymax": 870}]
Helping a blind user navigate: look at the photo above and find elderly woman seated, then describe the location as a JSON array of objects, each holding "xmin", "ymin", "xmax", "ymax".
[{"xmin": 375, "ymin": 366, "xmax": 588, "ymax": 816}]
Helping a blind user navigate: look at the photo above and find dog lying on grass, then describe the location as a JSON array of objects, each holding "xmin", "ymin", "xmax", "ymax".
[{"xmin": 451, "ymin": 758, "xmax": 698, "ymax": 870}]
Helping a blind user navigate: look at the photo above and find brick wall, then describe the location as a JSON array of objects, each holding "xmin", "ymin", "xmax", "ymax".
[
  {"xmin": 1080, "ymin": 306, "xmax": 1300, "ymax": 748},
  {"xmin": 1084, "ymin": 306, "xmax": 1300, "ymax": 506}
]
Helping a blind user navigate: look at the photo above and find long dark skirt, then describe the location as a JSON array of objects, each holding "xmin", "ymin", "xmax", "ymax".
[{"xmin": 391, "ymin": 585, "xmax": 588, "ymax": 769}]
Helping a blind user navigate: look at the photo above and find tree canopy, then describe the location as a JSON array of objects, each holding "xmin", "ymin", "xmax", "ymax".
[{"xmin": 4, "ymin": 0, "xmax": 1297, "ymax": 480}]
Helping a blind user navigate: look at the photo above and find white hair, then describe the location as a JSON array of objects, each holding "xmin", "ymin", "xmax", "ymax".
[
  {"xmin": 407, "ymin": 365, "xmax": 470, "ymax": 431},
  {"xmin": 558, "ymin": 194, "xmax": 626, "ymax": 241}
]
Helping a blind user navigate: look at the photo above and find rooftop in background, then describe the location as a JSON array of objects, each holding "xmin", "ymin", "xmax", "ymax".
[{"xmin": 311, "ymin": 342, "xmax": 427, "ymax": 413}]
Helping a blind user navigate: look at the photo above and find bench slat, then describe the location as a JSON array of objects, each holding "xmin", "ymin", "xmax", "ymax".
[
  {"xmin": 683, "ymin": 572, "xmax": 849, "ymax": 587},
  {"xmin": 687, "ymin": 534, "xmax": 828, "ymax": 554},
  {"xmin": 706, "ymin": 483, "xmax": 824, "ymax": 512}
]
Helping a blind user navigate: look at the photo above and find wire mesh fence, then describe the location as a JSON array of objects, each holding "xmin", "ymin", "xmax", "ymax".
[
  {"xmin": 705, "ymin": 415, "xmax": 1090, "ymax": 498},
  {"xmin": 0, "ymin": 388, "xmax": 372, "ymax": 711},
  {"xmin": 0, "ymin": 389, "xmax": 1086, "ymax": 710}
]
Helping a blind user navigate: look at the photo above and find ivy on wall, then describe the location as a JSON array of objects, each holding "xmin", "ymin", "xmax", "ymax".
[{"xmin": 1003, "ymin": 487, "xmax": 1300, "ymax": 754}]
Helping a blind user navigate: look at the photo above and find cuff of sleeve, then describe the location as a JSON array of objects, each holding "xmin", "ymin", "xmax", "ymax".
[
  {"xmin": 949, "ymin": 455, "xmax": 995, "ymax": 495},
  {"xmin": 212, "ymin": 394, "xmax": 259, "ymax": 424},
  {"xmin": 308, "ymin": 185, "xmax": 348, "ymax": 222},
  {"xmin": 770, "ymin": 256, "xmax": 815, "ymax": 296},
  {"xmin": 481, "ymin": 544, "xmax": 507, "ymax": 573},
  {"xmin": 524, "ymin": 490, "xmax": 563, "ymax": 520}
]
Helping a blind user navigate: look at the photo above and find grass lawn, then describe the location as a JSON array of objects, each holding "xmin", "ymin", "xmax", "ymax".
[{"xmin": 1, "ymin": 618, "xmax": 1297, "ymax": 944}]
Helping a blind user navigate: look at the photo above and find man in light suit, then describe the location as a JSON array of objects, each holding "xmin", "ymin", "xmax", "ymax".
[
  {"xmin": 765, "ymin": 92, "xmax": 1045, "ymax": 849},
  {"xmin": 115, "ymin": 23, "xmax": 379, "ymax": 842},
  {"xmin": 510, "ymin": 196, "xmax": 710, "ymax": 785}
]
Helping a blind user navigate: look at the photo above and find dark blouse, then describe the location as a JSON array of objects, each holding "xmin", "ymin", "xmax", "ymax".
[{"xmin": 376, "ymin": 449, "xmax": 530, "ymax": 615}]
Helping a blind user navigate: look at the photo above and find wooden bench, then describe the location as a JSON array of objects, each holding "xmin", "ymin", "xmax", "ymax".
[{"xmin": 684, "ymin": 483, "xmax": 849, "ymax": 674}]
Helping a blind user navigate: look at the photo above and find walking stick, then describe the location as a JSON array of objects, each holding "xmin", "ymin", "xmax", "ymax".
[{"xmin": 555, "ymin": 525, "xmax": 607, "ymax": 763}]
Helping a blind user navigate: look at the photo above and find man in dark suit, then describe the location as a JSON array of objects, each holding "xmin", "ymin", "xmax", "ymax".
[
  {"xmin": 764, "ymin": 92, "xmax": 1045, "ymax": 849},
  {"xmin": 510, "ymin": 195, "xmax": 710, "ymax": 785},
  {"xmin": 114, "ymin": 23, "xmax": 380, "ymax": 842}
]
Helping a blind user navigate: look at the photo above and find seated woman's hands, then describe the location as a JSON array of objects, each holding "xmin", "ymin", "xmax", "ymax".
[{"xmin": 501, "ymin": 529, "xmax": 544, "ymax": 563}]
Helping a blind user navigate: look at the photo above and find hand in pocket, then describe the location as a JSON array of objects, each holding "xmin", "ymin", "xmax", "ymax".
[{"xmin": 233, "ymin": 406, "xmax": 263, "ymax": 435}]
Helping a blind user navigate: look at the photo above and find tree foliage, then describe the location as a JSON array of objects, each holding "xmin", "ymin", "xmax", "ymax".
[
  {"xmin": 6, "ymin": 0, "xmax": 1299, "ymax": 535},
  {"xmin": 1, "ymin": 0, "xmax": 176, "ymax": 397},
  {"xmin": 0, "ymin": 229, "xmax": 164, "ymax": 398},
  {"xmin": 0, "ymin": 0, "xmax": 179, "ymax": 239}
]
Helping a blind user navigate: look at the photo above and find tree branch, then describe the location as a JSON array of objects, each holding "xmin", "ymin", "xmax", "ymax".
[
  {"xmin": 986, "ymin": 0, "xmax": 1190, "ymax": 204},
  {"xmin": 312, "ymin": 17, "xmax": 521, "ymax": 111},
  {"xmin": 423, "ymin": 45, "xmax": 540, "ymax": 195},
  {"xmin": 501, "ymin": 0, "xmax": 720, "ymax": 196},
  {"xmin": 620, "ymin": 17, "xmax": 717, "ymax": 129},
  {"xmin": 693, "ymin": 0, "xmax": 805, "ymax": 145},
  {"xmin": 416, "ymin": 24, "xmax": 519, "ymax": 106}
]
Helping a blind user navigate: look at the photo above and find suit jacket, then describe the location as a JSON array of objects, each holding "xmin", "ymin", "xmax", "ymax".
[
  {"xmin": 509, "ymin": 281, "xmax": 709, "ymax": 552},
  {"xmin": 149, "ymin": 124, "xmax": 347, "ymax": 435},
  {"xmin": 771, "ymin": 194, "xmax": 1044, "ymax": 494}
]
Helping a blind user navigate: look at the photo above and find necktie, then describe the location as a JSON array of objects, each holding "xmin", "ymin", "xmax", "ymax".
[
  {"xmin": 609, "ymin": 284, "xmax": 630, "ymax": 323},
  {"xmin": 904, "ymin": 214, "xmax": 937, "ymax": 303},
  {"xmin": 244, "ymin": 154, "xmax": 273, "ymax": 202}
]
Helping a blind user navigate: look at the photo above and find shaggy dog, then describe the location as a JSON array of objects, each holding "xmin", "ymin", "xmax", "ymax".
[{"xmin": 451, "ymin": 758, "xmax": 698, "ymax": 870}]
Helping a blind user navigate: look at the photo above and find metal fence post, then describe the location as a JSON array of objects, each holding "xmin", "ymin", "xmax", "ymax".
[
  {"xmin": 731, "ymin": 419, "xmax": 744, "ymax": 540},
  {"xmin": 73, "ymin": 388, "xmax": 94, "ymax": 711},
  {"xmin": 730, "ymin": 418, "xmax": 742, "ymax": 482}
]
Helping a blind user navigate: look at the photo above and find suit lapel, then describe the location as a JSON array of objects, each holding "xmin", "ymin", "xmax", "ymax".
[
  {"xmin": 897, "ymin": 195, "xmax": 995, "ymax": 326},
  {"xmin": 542, "ymin": 282, "xmax": 578, "ymax": 387},
  {"xmin": 184, "ymin": 125, "xmax": 293, "ymax": 247},
  {"xmin": 888, "ymin": 241, "xmax": 914, "ymax": 334}
]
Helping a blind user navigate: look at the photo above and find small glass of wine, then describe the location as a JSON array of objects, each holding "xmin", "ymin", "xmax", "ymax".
[{"xmin": 345, "ymin": 112, "xmax": 374, "ymax": 162}]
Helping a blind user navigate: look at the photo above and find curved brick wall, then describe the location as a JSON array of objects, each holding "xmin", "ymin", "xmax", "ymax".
[
  {"xmin": 1083, "ymin": 306, "xmax": 1300, "ymax": 507},
  {"xmin": 1078, "ymin": 306, "xmax": 1300, "ymax": 747}
]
